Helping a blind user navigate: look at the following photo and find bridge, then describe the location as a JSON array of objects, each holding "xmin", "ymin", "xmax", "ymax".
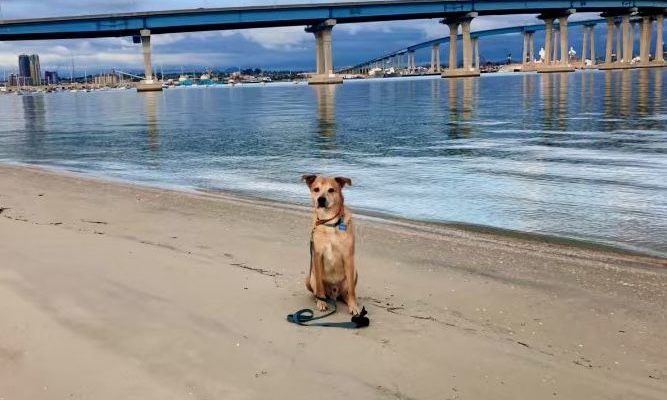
[
  {"xmin": 340, "ymin": 18, "xmax": 608, "ymax": 74},
  {"xmin": 0, "ymin": 1, "xmax": 665, "ymax": 88}
]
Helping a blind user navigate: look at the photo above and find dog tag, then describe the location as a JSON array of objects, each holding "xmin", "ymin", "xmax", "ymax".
[{"xmin": 338, "ymin": 222, "xmax": 347, "ymax": 232}]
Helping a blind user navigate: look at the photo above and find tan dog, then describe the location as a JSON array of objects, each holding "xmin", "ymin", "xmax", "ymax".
[{"xmin": 302, "ymin": 175, "xmax": 360, "ymax": 315}]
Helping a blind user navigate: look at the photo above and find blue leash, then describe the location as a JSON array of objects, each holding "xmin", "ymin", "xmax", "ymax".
[{"xmin": 287, "ymin": 296, "xmax": 369, "ymax": 328}]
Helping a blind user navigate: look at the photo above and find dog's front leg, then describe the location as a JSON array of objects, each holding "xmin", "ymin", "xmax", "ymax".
[
  {"xmin": 343, "ymin": 254, "xmax": 360, "ymax": 315},
  {"xmin": 311, "ymin": 252, "xmax": 329, "ymax": 311}
]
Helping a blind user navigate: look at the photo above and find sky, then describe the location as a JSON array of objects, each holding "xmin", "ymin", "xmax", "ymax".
[{"xmin": 0, "ymin": 0, "xmax": 605, "ymax": 75}]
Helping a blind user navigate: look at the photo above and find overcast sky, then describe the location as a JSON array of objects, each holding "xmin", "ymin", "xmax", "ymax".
[{"xmin": 0, "ymin": 0, "xmax": 603, "ymax": 74}]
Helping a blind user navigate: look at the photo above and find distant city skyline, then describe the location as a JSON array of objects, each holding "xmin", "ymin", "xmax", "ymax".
[{"xmin": 0, "ymin": 0, "xmax": 648, "ymax": 73}]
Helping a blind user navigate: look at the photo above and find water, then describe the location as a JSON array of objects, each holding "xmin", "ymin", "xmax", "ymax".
[{"xmin": 1, "ymin": 70, "xmax": 666, "ymax": 256}]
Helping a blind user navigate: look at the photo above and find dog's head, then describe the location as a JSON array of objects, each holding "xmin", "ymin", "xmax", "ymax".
[{"xmin": 302, "ymin": 175, "xmax": 351, "ymax": 211}]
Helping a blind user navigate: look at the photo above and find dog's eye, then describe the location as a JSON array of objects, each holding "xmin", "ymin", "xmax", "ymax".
[
  {"xmin": 328, "ymin": 188, "xmax": 335, "ymax": 193},
  {"xmin": 313, "ymin": 188, "xmax": 320, "ymax": 193}
]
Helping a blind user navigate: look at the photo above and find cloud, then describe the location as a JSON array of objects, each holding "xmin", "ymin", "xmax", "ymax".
[{"xmin": 238, "ymin": 27, "xmax": 311, "ymax": 51}]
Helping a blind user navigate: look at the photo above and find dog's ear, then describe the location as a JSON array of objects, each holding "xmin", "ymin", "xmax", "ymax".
[
  {"xmin": 335, "ymin": 177, "xmax": 352, "ymax": 188},
  {"xmin": 302, "ymin": 174, "xmax": 317, "ymax": 187}
]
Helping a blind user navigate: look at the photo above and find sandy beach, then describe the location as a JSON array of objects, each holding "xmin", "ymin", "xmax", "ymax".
[{"xmin": 0, "ymin": 164, "xmax": 665, "ymax": 399}]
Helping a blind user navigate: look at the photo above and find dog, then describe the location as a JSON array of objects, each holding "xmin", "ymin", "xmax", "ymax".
[{"xmin": 302, "ymin": 174, "xmax": 360, "ymax": 315}]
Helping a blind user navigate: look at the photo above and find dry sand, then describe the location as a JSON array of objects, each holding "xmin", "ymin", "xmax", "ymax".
[{"xmin": 0, "ymin": 164, "xmax": 665, "ymax": 399}]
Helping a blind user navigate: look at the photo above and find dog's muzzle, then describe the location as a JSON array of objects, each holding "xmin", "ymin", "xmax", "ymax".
[{"xmin": 317, "ymin": 196, "xmax": 327, "ymax": 208}]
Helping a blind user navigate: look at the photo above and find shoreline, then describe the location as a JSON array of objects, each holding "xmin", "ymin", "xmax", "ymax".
[
  {"xmin": 1, "ymin": 162, "xmax": 666, "ymax": 399},
  {"xmin": 4, "ymin": 160, "xmax": 666, "ymax": 262}
]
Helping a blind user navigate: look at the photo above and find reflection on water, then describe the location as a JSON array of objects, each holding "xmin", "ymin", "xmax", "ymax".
[
  {"xmin": 143, "ymin": 91, "xmax": 160, "ymax": 152},
  {"xmin": 22, "ymin": 95, "xmax": 47, "ymax": 150},
  {"xmin": 541, "ymin": 73, "xmax": 570, "ymax": 131},
  {"xmin": 22, "ymin": 95, "xmax": 46, "ymax": 133},
  {"xmin": 621, "ymin": 69, "xmax": 632, "ymax": 118},
  {"xmin": 0, "ymin": 70, "xmax": 666, "ymax": 256},
  {"xmin": 655, "ymin": 69, "xmax": 663, "ymax": 107},
  {"xmin": 314, "ymin": 84, "xmax": 336, "ymax": 138},
  {"xmin": 447, "ymin": 78, "xmax": 477, "ymax": 138}
]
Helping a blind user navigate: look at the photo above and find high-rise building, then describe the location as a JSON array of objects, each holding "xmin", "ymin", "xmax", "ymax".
[
  {"xmin": 18, "ymin": 54, "xmax": 31, "ymax": 84},
  {"xmin": 29, "ymin": 54, "xmax": 41, "ymax": 86},
  {"xmin": 8, "ymin": 74, "xmax": 19, "ymax": 87},
  {"xmin": 17, "ymin": 54, "xmax": 42, "ymax": 86},
  {"xmin": 44, "ymin": 71, "xmax": 59, "ymax": 85}
]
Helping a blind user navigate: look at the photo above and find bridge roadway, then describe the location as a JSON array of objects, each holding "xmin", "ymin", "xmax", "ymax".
[{"xmin": 0, "ymin": 1, "xmax": 663, "ymax": 40}]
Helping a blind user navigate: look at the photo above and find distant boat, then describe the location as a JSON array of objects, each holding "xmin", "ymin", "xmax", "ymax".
[
  {"xmin": 178, "ymin": 75, "xmax": 193, "ymax": 86},
  {"xmin": 198, "ymin": 73, "xmax": 213, "ymax": 86}
]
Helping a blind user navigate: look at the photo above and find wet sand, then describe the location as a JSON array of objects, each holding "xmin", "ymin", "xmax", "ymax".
[{"xmin": 0, "ymin": 164, "xmax": 665, "ymax": 399}]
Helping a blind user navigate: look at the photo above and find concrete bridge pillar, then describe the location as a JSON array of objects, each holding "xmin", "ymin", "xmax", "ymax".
[
  {"xmin": 656, "ymin": 14, "xmax": 665, "ymax": 63},
  {"xmin": 430, "ymin": 44, "xmax": 441, "ymax": 72},
  {"xmin": 137, "ymin": 29, "xmax": 162, "ymax": 92},
  {"xmin": 447, "ymin": 22, "xmax": 459, "ymax": 70},
  {"xmin": 559, "ymin": 16, "xmax": 570, "ymax": 66},
  {"xmin": 616, "ymin": 21, "xmax": 623, "ymax": 62},
  {"xmin": 529, "ymin": 32, "xmax": 535, "ymax": 64},
  {"xmin": 589, "ymin": 25, "xmax": 596, "ymax": 66},
  {"xmin": 522, "ymin": 31, "xmax": 536, "ymax": 71},
  {"xmin": 622, "ymin": 15, "xmax": 631, "ymax": 63},
  {"xmin": 581, "ymin": 26, "xmax": 589, "ymax": 68},
  {"xmin": 538, "ymin": 10, "xmax": 575, "ymax": 73},
  {"xmin": 581, "ymin": 24, "xmax": 596, "ymax": 68},
  {"xmin": 306, "ymin": 19, "xmax": 342, "ymax": 85},
  {"xmin": 473, "ymin": 38, "xmax": 480, "ymax": 70},
  {"xmin": 408, "ymin": 50, "xmax": 416, "ymax": 73},
  {"xmin": 543, "ymin": 18, "xmax": 554, "ymax": 64},
  {"xmin": 461, "ymin": 18, "xmax": 474, "ymax": 71},
  {"xmin": 442, "ymin": 12, "xmax": 479, "ymax": 78},
  {"xmin": 605, "ymin": 17, "xmax": 614, "ymax": 64},
  {"xmin": 639, "ymin": 16, "xmax": 652, "ymax": 65},
  {"xmin": 629, "ymin": 20, "xmax": 638, "ymax": 62},
  {"xmin": 553, "ymin": 30, "xmax": 559, "ymax": 63},
  {"xmin": 141, "ymin": 31, "xmax": 153, "ymax": 82}
]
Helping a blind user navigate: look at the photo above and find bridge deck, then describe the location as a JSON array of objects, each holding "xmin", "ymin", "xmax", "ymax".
[{"xmin": 0, "ymin": 1, "xmax": 664, "ymax": 41}]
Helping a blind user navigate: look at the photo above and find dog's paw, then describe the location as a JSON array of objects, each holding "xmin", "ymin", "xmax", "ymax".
[
  {"xmin": 347, "ymin": 303, "xmax": 360, "ymax": 315},
  {"xmin": 316, "ymin": 299, "xmax": 329, "ymax": 311}
]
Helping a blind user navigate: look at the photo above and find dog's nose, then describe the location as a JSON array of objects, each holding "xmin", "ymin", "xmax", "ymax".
[{"xmin": 317, "ymin": 197, "xmax": 327, "ymax": 207}]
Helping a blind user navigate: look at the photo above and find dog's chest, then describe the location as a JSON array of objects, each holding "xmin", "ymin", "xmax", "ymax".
[{"xmin": 322, "ymin": 242, "xmax": 345, "ymax": 282}]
